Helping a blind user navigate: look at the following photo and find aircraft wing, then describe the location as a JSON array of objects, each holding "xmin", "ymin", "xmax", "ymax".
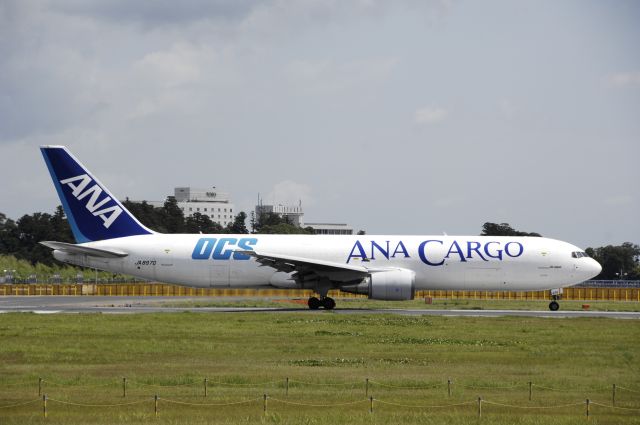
[
  {"xmin": 40, "ymin": 241, "xmax": 128, "ymax": 258},
  {"xmin": 238, "ymin": 250, "xmax": 371, "ymax": 283}
]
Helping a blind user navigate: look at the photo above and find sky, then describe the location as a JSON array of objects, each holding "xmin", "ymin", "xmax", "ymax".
[{"xmin": 0, "ymin": 0, "xmax": 638, "ymax": 248}]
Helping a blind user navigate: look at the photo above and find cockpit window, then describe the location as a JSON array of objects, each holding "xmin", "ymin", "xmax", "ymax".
[{"xmin": 571, "ymin": 251, "xmax": 589, "ymax": 258}]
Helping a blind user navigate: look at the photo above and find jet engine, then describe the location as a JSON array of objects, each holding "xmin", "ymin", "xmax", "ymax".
[{"xmin": 340, "ymin": 269, "xmax": 415, "ymax": 301}]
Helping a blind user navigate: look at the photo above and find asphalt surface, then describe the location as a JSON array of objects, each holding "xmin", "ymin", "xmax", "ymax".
[{"xmin": 1, "ymin": 296, "xmax": 639, "ymax": 319}]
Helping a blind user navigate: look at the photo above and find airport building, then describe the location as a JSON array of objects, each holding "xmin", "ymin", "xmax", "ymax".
[
  {"xmin": 305, "ymin": 223, "xmax": 354, "ymax": 235},
  {"xmin": 174, "ymin": 187, "xmax": 236, "ymax": 226},
  {"xmin": 254, "ymin": 200, "xmax": 353, "ymax": 234},
  {"xmin": 255, "ymin": 203, "xmax": 304, "ymax": 227},
  {"xmin": 147, "ymin": 187, "xmax": 236, "ymax": 227}
]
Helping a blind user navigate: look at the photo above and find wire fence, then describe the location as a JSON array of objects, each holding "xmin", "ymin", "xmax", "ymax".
[
  {"xmin": 1, "ymin": 377, "xmax": 638, "ymax": 419},
  {"xmin": 2, "ymin": 283, "xmax": 640, "ymax": 302}
]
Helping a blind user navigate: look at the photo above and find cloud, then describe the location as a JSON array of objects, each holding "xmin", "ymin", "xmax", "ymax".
[
  {"xmin": 605, "ymin": 72, "xmax": 640, "ymax": 88},
  {"xmin": 603, "ymin": 195, "xmax": 634, "ymax": 206},
  {"xmin": 285, "ymin": 57, "xmax": 399, "ymax": 95},
  {"xmin": 265, "ymin": 180, "xmax": 314, "ymax": 207},
  {"xmin": 133, "ymin": 43, "xmax": 205, "ymax": 88},
  {"xmin": 498, "ymin": 98, "xmax": 516, "ymax": 119},
  {"xmin": 52, "ymin": 0, "xmax": 260, "ymax": 27},
  {"xmin": 414, "ymin": 106, "xmax": 448, "ymax": 125},
  {"xmin": 432, "ymin": 197, "xmax": 463, "ymax": 208}
]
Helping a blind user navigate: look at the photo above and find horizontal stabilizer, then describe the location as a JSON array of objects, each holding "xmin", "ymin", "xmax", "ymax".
[{"xmin": 40, "ymin": 241, "xmax": 128, "ymax": 258}]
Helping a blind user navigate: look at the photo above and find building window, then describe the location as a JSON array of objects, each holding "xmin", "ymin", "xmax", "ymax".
[
  {"xmin": 189, "ymin": 208, "xmax": 192, "ymax": 212},
  {"xmin": 230, "ymin": 209, "xmax": 233, "ymax": 213},
  {"xmin": 204, "ymin": 208, "xmax": 207, "ymax": 212}
]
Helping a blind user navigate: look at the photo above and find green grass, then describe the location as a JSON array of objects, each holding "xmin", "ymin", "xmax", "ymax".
[
  {"xmin": 0, "ymin": 312, "xmax": 639, "ymax": 424},
  {"xmin": 156, "ymin": 297, "xmax": 640, "ymax": 312}
]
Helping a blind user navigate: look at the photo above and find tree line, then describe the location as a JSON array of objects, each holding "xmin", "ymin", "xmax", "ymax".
[
  {"xmin": 121, "ymin": 198, "xmax": 315, "ymax": 235},
  {"xmin": 0, "ymin": 198, "xmax": 313, "ymax": 266},
  {"xmin": 0, "ymin": 207, "xmax": 637, "ymax": 280}
]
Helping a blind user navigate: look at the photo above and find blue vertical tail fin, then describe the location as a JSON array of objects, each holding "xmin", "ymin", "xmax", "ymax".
[{"xmin": 41, "ymin": 146, "xmax": 154, "ymax": 243}]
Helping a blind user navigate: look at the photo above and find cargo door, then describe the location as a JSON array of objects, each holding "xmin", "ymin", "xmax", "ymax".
[
  {"xmin": 156, "ymin": 248, "xmax": 175, "ymax": 282},
  {"xmin": 464, "ymin": 267, "xmax": 505, "ymax": 291},
  {"xmin": 209, "ymin": 263, "xmax": 230, "ymax": 287}
]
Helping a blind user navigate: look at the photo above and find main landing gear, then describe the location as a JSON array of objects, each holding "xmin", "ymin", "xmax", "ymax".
[{"xmin": 308, "ymin": 296, "xmax": 336, "ymax": 310}]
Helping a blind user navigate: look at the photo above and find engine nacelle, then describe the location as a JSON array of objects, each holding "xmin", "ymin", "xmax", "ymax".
[{"xmin": 341, "ymin": 269, "xmax": 415, "ymax": 301}]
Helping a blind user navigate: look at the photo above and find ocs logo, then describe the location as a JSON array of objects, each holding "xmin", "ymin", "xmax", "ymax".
[{"xmin": 191, "ymin": 238, "xmax": 257, "ymax": 260}]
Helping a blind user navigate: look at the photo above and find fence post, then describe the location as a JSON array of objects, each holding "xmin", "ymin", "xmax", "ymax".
[
  {"xmin": 154, "ymin": 395, "xmax": 158, "ymax": 417},
  {"xmin": 365, "ymin": 378, "xmax": 369, "ymax": 397},
  {"xmin": 477, "ymin": 397, "xmax": 482, "ymax": 418},
  {"xmin": 285, "ymin": 377, "xmax": 289, "ymax": 396},
  {"xmin": 263, "ymin": 394, "xmax": 268, "ymax": 414},
  {"xmin": 612, "ymin": 384, "xmax": 616, "ymax": 406},
  {"xmin": 585, "ymin": 399, "xmax": 590, "ymax": 418},
  {"xmin": 38, "ymin": 377, "xmax": 42, "ymax": 396},
  {"xmin": 42, "ymin": 394, "xmax": 47, "ymax": 418},
  {"xmin": 447, "ymin": 379, "xmax": 451, "ymax": 397},
  {"xmin": 369, "ymin": 396, "xmax": 374, "ymax": 414},
  {"xmin": 123, "ymin": 377, "xmax": 127, "ymax": 397},
  {"xmin": 528, "ymin": 381, "xmax": 532, "ymax": 401},
  {"xmin": 204, "ymin": 378, "xmax": 208, "ymax": 397}
]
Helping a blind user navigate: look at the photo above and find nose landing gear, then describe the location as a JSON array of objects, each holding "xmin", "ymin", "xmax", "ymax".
[
  {"xmin": 548, "ymin": 292, "xmax": 561, "ymax": 311},
  {"xmin": 307, "ymin": 296, "xmax": 336, "ymax": 310}
]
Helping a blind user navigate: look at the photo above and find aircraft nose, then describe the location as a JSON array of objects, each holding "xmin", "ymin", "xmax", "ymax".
[{"xmin": 585, "ymin": 258, "xmax": 602, "ymax": 280}]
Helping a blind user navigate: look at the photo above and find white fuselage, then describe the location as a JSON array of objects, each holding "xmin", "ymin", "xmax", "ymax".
[{"xmin": 53, "ymin": 234, "xmax": 601, "ymax": 292}]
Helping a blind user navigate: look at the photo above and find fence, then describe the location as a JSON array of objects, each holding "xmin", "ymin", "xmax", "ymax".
[
  {"xmin": 1, "ymin": 377, "xmax": 638, "ymax": 419},
  {"xmin": 0, "ymin": 283, "xmax": 639, "ymax": 302}
]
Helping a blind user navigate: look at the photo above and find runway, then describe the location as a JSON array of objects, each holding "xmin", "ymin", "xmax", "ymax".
[{"xmin": 1, "ymin": 296, "xmax": 639, "ymax": 319}]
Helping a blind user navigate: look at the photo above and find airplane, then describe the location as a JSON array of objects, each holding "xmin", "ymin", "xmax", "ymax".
[{"xmin": 39, "ymin": 146, "xmax": 602, "ymax": 311}]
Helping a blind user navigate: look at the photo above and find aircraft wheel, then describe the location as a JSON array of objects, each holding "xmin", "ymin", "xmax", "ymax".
[
  {"xmin": 308, "ymin": 297, "xmax": 321, "ymax": 310},
  {"xmin": 323, "ymin": 297, "xmax": 336, "ymax": 310},
  {"xmin": 549, "ymin": 301, "xmax": 560, "ymax": 311}
]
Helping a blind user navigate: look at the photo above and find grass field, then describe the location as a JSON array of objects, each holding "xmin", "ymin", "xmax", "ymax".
[
  {"xmin": 0, "ymin": 310, "xmax": 639, "ymax": 424},
  {"xmin": 156, "ymin": 296, "xmax": 640, "ymax": 312}
]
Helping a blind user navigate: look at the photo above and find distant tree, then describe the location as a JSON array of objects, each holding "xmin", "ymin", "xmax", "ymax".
[
  {"xmin": 160, "ymin": 197, "xmax": 184, "ymax": 233},
  {"xmin": 0, "ymin": 212, "xmax": 18, "ymax": 254},
  {"xmin": 122, "ymin": 200, "xmax": 167, "ymax": 232},
  {"xmin": 257, "ymin": 223, "xmax": 315, "ymax": 234},
  {"xmin": 253, "ymin": 211, "xmax": 314, "ymax": 234},
  {"xmin": 13, "ymin": 212, "xmax": 60, "ymax": 265},
  {"xmin": 50, "ymin": 206, "xmax": 73, "ymax": 243},
  {"xmin": 0, "ymin": 212, "xmax": 12, "ymax": 231},
  {"xmin": 481, "ymin": 222, "xmax": 541, "ymax": 237},
  {"xmin": 585, "ymin": 243, "xmax": 640, "ymax": 280},
  {"xmin": 254, "ymin": 212, "xmax": 284, "ymax": 232},
  {"xmin": 184, "ymin": 212, "xmax": 223, "ymax": 234},
  {"xmin": 226, "ymin": 212, "xmax": 249, "ymax": 234},
  {"xmin": 1, "ymin": 208, "xmax": 72, "ymax": 264}
]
